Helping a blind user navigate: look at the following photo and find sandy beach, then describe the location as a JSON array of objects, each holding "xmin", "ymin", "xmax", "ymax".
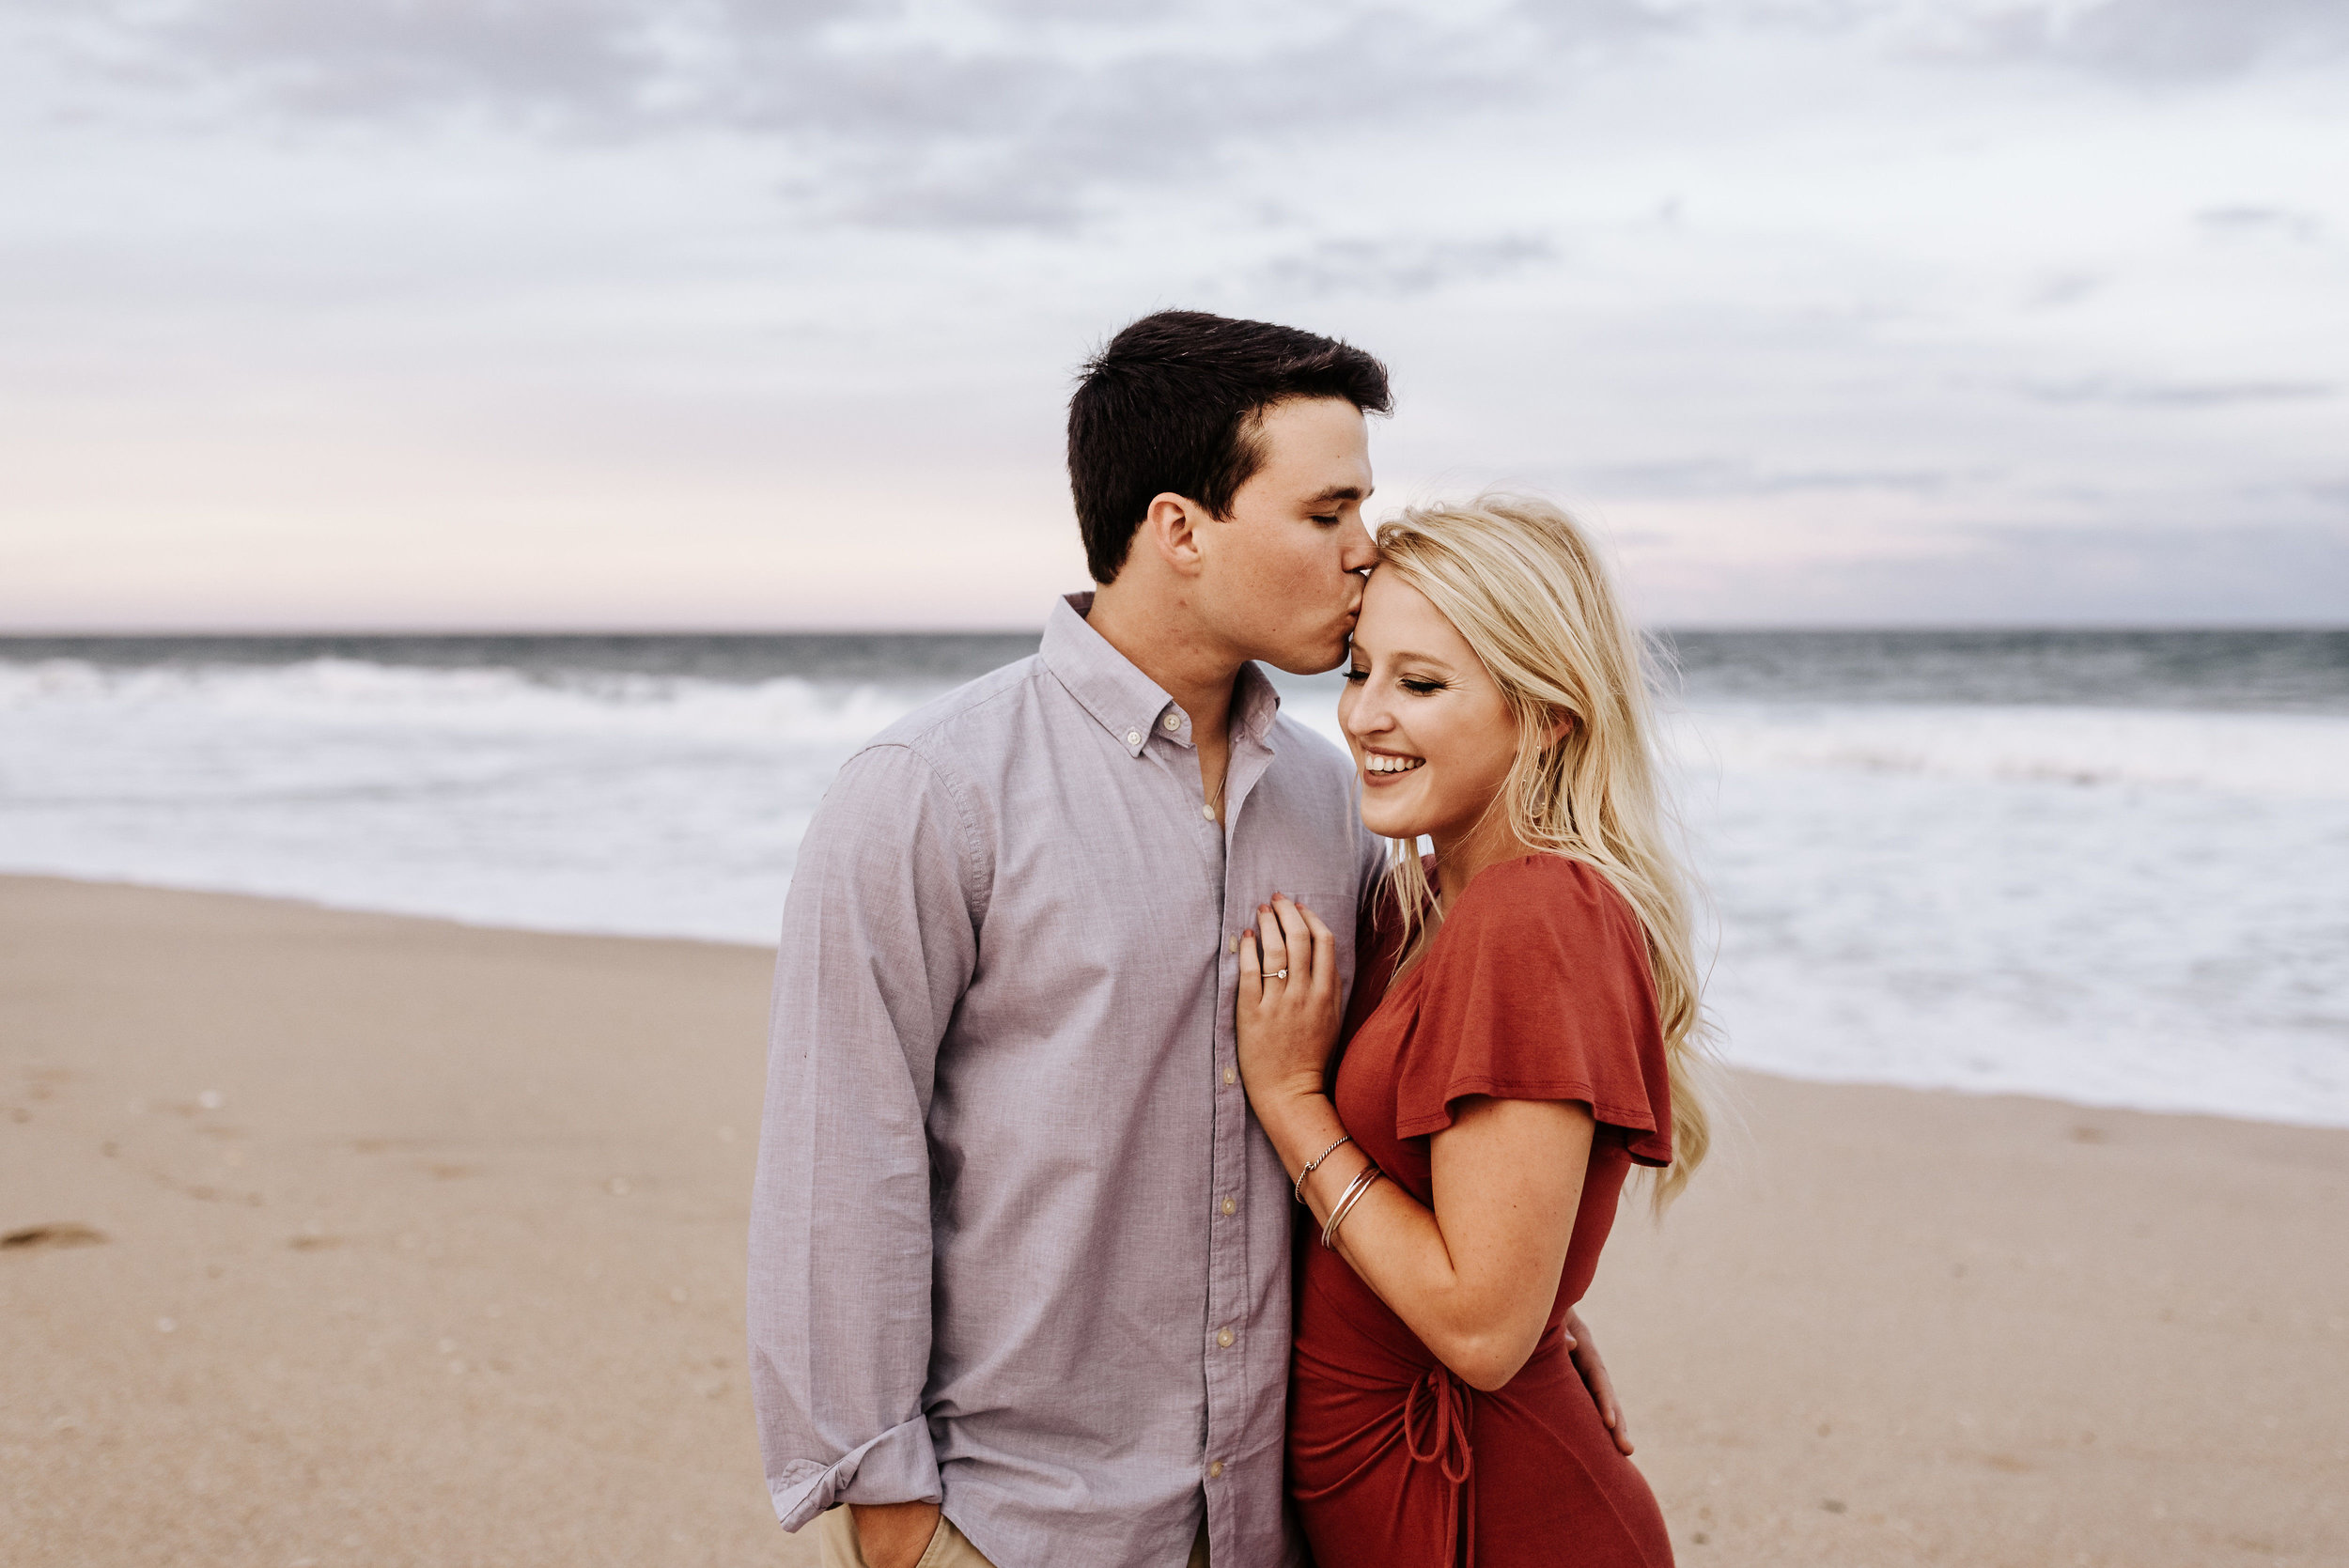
[{"xmin": 3, "ymin": 874, "xmax": 2343, "ymax": 1568}]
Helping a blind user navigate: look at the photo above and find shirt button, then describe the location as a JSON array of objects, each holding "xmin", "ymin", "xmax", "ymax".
[
  {"xmin": 1207, "ymin": 1460, "xmax": 1224, "ymax": 1480},
  {"xmin": 1217, "ymin": 1327, "xmax": 1236, "ymax": 1348},
  {"xmin": 1163, "ymin": 713, "xmax": 1181, "ymax": 730},
  {"xmin": 1227, "ymin": 935, "xmax": 1239, "ymax": 955},
  {"xmin": 1201, "ymin": 803, "xmax": 1216, "ymax": 820},
  {"xmin": 1220, "ymin": 1196, "xmax": 1237, "ymax": 1217},
  {"xmin": 1222, "ymin": 1066, "xmax": 1237, "ymax": 1086},
  {"xmin": 1126, "ymin": 730, "xmax": 1142, "ymax": 746}
]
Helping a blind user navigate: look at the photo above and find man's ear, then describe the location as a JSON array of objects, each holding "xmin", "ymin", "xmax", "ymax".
[{"xmin": 1141, "ymin": 492, "xmax": 1210, "ymax": 578}]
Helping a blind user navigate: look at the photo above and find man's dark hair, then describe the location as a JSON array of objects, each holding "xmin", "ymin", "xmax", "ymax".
[{"xmin": 1067, "ymin": 310, "xmax": 1392, "ymax": 584}]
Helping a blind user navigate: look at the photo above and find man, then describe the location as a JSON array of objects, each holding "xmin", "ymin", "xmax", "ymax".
[{"xmin": 749, "ymin": 311, "xmax": 1619, "ymax": 1568}]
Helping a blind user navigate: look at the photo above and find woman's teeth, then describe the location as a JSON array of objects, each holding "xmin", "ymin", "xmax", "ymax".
[{"xmin": 1365, "ymin": 753, "xmax": 1424, "ymax": 774}]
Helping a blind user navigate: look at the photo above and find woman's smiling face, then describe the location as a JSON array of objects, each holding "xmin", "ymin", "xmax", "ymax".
[{"xmin": 1339, "ymin": 567, "xmax": 1523, "ymax": 851}]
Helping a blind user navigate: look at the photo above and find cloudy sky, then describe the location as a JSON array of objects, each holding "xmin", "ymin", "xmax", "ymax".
[{"xmin": 4, "ymin": 0, "xmax": 2344, "ymax": 630}]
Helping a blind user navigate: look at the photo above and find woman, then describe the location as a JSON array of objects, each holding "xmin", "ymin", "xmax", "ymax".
[{"xmin": 1237, "ymin": 494, "xmax": 1710, "ymax": 1567}]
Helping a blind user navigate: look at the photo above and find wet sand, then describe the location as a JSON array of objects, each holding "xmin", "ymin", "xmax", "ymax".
[{"xmin": 3, "ymin": 875, "xmax": 2343, "ymax": 1566}]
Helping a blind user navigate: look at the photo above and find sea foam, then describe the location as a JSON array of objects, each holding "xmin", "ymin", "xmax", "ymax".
[{"xmin": 5, "ymin": 653, "xmax": 2344, "ymax": 1128}]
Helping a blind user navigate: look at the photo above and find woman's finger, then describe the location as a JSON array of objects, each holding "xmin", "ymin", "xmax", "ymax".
[
  {"xmin": 1299, "ymin": 902, "xmax": 1338, "ymax": 1001},
  {"xmin": 1268, "ymin": 895, "xmax": 1313, "ymax": 979},
  {"xmin": 1255, "ymin": 902, "xmax": 1291, "ymax": 986},
  {"xmin": 1239, "ymin": 927, "xmax": 1265, "ymax": 1010}
]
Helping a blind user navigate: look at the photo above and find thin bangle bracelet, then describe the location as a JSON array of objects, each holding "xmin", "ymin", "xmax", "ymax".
[
  {"xmin": 1318, "ymin": 1165, "xmax": 1372, "ymax": 1247},
  {"xmin": 1322, "ymin": 1167, "xmax": 1382, "ymax": 1250},
  {"xmin": 1293, "ymin": 1135, "xmax": 1354, "ymax": 1203},
  {"xmin": 1321, "ymin": 1164, "xmax": 1384, "ymax": 1250}
]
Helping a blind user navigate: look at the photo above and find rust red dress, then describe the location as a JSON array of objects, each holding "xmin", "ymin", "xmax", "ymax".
[{"xmin": 1289, "ymin": 855, "xmax": 1677, "ymax": 1568}]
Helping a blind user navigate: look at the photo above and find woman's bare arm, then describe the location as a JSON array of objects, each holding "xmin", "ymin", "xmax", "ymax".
[
  {"xmin": 1238, "ymin": 894, "xmax": 1595, "ymax": 1393},
  {"xmin": 1337, "ymin": 1095, "xmax": 1592, "ymax": 1390}
]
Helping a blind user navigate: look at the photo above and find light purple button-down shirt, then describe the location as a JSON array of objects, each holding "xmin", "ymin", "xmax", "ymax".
[{"xmin": 750, "ymin": 593, "xmax": 1382, "ymax": 1568}]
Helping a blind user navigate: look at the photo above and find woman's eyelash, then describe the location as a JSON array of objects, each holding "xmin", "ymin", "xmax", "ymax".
[{"xmin": 1343, "ymin": 670, "xmax": 1448, "ymax": 692}]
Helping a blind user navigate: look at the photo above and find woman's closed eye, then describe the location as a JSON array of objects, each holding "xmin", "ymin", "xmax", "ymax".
[{"xmin": 1342, "ymin": 667, "xmax": 1448, "ymax": 694}]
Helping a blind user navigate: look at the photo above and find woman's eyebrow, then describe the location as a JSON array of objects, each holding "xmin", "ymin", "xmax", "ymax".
[{"xmin": 1381, "ymin": 649, "xmax": 1456, "ymax": 675}]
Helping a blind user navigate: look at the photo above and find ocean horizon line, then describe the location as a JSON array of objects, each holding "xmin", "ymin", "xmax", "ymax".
[{"xmin": 6, "ymin": 621, "xmax": 2347, "ymax": 643}]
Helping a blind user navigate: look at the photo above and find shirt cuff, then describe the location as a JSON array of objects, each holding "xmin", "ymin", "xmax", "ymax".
[{"xmin": 768, "ymin": 1416, "xmax": 941, "ymax": 1531}]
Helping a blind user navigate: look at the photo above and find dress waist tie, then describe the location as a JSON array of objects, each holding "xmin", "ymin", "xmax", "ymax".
[{"xmin": 1403, "ymin": 1364, "xmax": 1476, "ymax": 1566}]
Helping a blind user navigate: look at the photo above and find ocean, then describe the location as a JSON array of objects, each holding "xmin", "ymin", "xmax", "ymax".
[{"xmin": 4, "ymin": 629, "xmax": 2344, "ymax": 1128}]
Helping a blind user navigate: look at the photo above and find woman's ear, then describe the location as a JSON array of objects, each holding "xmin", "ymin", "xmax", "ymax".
[{"xmin": 1544, "ymin": 709, "xmax": 1578, "ymax": 748}]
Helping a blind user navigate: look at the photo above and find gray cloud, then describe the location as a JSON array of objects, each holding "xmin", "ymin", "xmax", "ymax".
[
  {"xmin": 43, "ymin": 1, "xmax": 1632, "ymax": 232},
  {"xmin": 59, "ymin": 0, "xmax": 683, "ymax": 121},
  {"xmin": 2196, "ymin": 204, "xmax": 2325, "ymax": 242},
  {"xmin": 1252, "ymin": 233, "xmax": 1558, "ymax": 298},
  {"xmin": 1664, "ymin": 520, "xmax": 2349, "ymax": 626},
  {"xmin": 1570, "ymin": 458, "xmax": 1973, "ymax": 499},
  {"xmin": 41, "ymin": 0, "xmax": 2335, "ymax": 241},
  {"xmin": 2017, "ymin": 376, "xmax": 2337, "ymax": 408},
  {"xmin": 1969, "ymin": 0, "xmax": 2349, "ymax": 82},
  {"xmin": 2023, "ymin": 272, "xmax": 2106, "ymax": 309}
]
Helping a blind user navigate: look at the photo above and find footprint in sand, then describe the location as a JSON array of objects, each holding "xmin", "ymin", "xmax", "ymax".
[{"xmin": 2, "ymin": 1222, "xmax": 108, "ymax": 1250}]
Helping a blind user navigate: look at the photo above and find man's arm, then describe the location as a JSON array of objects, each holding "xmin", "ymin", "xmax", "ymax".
[{"xmin": 747, "ymin": 743, "xmax": 978, "ymax": 1548}]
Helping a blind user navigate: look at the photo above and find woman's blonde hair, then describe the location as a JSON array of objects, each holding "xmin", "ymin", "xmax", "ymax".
[{"xmin": 1372, "ymin": 493, "xmax": 1712, "ymax": 1205}]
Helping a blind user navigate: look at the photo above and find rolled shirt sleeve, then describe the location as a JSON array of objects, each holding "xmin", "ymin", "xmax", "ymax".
[{"xmin": 748, "ymin": 742, "xmax": 980, "ymax": 1529}]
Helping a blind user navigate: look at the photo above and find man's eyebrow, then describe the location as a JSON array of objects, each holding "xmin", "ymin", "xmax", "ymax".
[{"xmin": 1304, "ymin": 485, "xmax": 1366, "ymax": 505}]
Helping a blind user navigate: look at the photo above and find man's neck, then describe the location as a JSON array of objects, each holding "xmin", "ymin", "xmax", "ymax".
[{"xmin": 1082, "ymin": 577, "xmax": 1243, "ymax": 737}]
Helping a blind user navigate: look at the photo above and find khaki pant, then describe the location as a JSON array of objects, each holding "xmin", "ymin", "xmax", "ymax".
[{"xmin": 819, "ymin": 1508, "xmax": 1209, "ymax": 1568}]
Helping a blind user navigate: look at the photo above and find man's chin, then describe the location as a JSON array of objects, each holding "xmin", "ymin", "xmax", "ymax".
[{"xmin": 1261, "ymin": 631, "xmax": 1354, "ymax": 677}]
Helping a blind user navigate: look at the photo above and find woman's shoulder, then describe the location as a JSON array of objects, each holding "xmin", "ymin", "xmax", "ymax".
[
  {"xmin": 1394, "ymin": 853, "xmax": 1671, "ymax": 1149},
  {"xmin": 1446, "ymin": 854, "xmax": 1644, "ymax": 953}
]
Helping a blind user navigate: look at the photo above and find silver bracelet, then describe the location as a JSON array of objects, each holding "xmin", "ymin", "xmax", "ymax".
[
  {"xmin": 1320, "ymin": 1163, "xmax": 1384, "ymax": 1250},
  {"xmin": 1293, "ymin": 1135, "xmax": 1354, "ymax": 1203}
]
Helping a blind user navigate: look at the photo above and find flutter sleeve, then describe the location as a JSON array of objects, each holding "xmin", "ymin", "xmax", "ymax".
[{"xmin": 1392, "ymin": 856, "xmax": 1674, "ymax": 1166}]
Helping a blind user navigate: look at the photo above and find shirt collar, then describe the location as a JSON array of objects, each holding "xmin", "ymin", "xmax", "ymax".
[{"xmin": 1040, "ymin": 592, "xmax": 1284, "ymax": 757}]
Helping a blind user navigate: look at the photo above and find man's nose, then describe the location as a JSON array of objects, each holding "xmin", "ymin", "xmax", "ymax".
[{"xmin": 1339, "ymin": 516, "xmax": 1377, "ymax": 575}]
